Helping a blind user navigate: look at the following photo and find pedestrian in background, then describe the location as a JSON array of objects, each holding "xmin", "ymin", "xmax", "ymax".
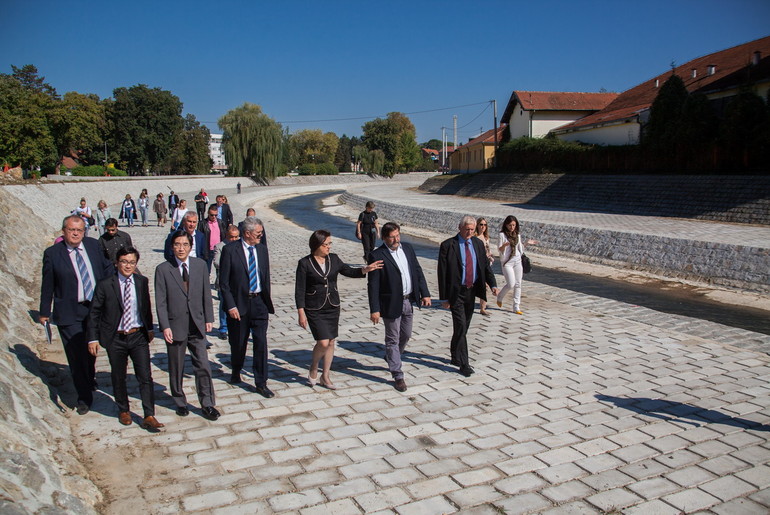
[
  {"xmin": 138, "ymin": 189, "xmax": 149, "ymax": 226},
  {"xmin": 496, "ymin": 215, "xmax": 537, "ymax": 315},
  {"xmin": 170, "ymin": 199, "xmax": 188, "ymax": 231},
  {"xmin": 356, "ymin": 201, "xmax": 378, "ymax": 261},
  {"xmin": 153, "ymin": 193, "xmax": 167, "ymax": 227},
  {"xmin": 475, "ymin": 217, "xmax": 494, "ymax": 316},
  {"xmin": 94, "ymin": 200, "xmax": 112, "ymax": 236},
  {"xmin": 119, "ymin": 194, "xmax": 136, "ymax": 227}
]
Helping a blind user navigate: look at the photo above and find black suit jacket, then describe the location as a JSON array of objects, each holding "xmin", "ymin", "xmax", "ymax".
[
  {"xmin": 295, "ymin": 253, "xmax": 364, "ymax": 310},
  {"xmin": 39, "ymin": 238, "xmax": 114, "ymax": 325},
  {"xmin": 219, "ymin": 239, "xmax": 274, "ymax": 316},
  {"xmin": 438, "ymin": 234, "xmax": 496, "ymax": 304},
  {"xmin": 87, "ymin": 273, "xmax": 153, "ymax": 346},
  {"xmin": 168, "ymin": 194, "xmax": 179, "ymax": 210},
  {"xmin": 163, "ymin": 230, "xmax": 208, "ymax": 262},
  {"xmin": 217, "ymin": 203, "xmax": 233, "ymax": 227},
  {"xmin": 367, "ymin": 242, "xmax": 430, "ymax": 319}
]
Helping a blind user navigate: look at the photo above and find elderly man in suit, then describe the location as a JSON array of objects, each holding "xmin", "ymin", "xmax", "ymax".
[
  {"xmin": 219, "ymin": 216, "xmax": 275, "ymax": 397},
  {"xmin": 155, "ymin": 231, "xmax": 219, "ymax": 421},
  {"xmin": 438, "ymin": 215, "xmax": 498, "ymax": 377},
  {"xmin": 87, "ymin": 247, "xmax": 163, "ymax": 430},
  {"xmin": 368, "ymin": 222, "xmax": 431, "ymax": 392},
  {"xmin": 39, "ymin": 215, "xmax": 113, "ymax": 414},
  {"xmin": 163, "ymin": 211, "xmax": 208, "ymax": 263}
]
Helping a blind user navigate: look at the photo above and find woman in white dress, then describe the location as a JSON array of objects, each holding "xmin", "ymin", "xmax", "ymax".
[{"xmin": 496, "ymin": 215, "xmax": 536, "ymax": 315}]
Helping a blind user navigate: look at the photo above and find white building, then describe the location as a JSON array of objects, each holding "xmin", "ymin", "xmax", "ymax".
[{"xmin": 209, "ymin": 133, "xmax": 227, "ymax": 172}]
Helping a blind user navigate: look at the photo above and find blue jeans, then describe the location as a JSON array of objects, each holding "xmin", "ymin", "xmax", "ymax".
[{"xmin": 219, "ymin": 303, "xmax": 228, "ymax": 335}]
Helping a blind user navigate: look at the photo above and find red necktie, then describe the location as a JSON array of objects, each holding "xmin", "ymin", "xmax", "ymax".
[{"xmin": 464, "ymin": 240, "xmax": 474, "ymax": 287}]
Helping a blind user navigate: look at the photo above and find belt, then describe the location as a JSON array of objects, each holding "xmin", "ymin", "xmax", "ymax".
[
  {"xmin": 403, "ymin": 294, "xmax": 413, "ymax": 300},
  {"xmin": 248, "ymin": 292, "xmax": 260, "ymax": 297},
  {"xmin": 117, "ymin": 327, "xmax": 141, "ymax": 335}
]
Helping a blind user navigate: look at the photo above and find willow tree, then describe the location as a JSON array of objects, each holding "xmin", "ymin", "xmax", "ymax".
[{"xmin": 218, "ymin": 103, "xmax": 283, "ymax": 178}]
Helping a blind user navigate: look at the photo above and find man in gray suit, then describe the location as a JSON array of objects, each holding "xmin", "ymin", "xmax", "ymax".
[{"xmin": 154, "ymin": 231, "xmax": 220, "ymax": 421}]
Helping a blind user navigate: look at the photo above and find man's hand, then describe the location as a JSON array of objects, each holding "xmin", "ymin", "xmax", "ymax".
[
  {"xmin": 442, "ymin": 301, "xmax": 450, "ymax": 309},
  {"xmin": 88, "ymin": 341, "xmax": 100, "ymax": 357},
  {"xmin": 420, "ymin": 297, "xmax": 431, "ymax": 307},
  {"xmin": 370, "ymin": 312, "xmax": 380, "ymax": 325},
  {"xmin": 228, "ymin": 307, "xmax": 240, "ymax": 321},
  {"xmin": 205, "ymin": 323, "xmax": 213, "ymax": 333},
  {"xmin": 163, "ymin": 328, "xmax": 174, "ymax": 344},
  {"xmin": 39, "ymin": 316, "xmax": 49, "ymax": 325}
]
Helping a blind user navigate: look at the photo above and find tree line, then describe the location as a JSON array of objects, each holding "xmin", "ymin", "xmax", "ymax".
[{"xmin": 1, "ymin": 64, "xmax": 438, "ymax": 179}]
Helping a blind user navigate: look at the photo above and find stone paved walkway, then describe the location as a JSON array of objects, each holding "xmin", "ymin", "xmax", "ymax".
[{"xmin": 70, "ymin": 181, "xmax": 770, "ymax": 514}]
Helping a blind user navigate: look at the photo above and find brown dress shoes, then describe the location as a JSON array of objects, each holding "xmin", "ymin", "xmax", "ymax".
[
  {"xmin": 141, "ymin": 416, "xmax": 165, "ymax": 431},
  {"xmin": 118, "ymin": 412, "xmax": 132, "ymax": 426}
]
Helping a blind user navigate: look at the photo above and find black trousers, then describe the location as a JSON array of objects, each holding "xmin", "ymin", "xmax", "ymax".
[
  {"xmin": 59, "ymin": 320, "xmax": 96, "ymax": 406},
  {"xmin": 449, "ymin": 286, "xmax": 475, "ymax": 367},
  {"xmin": 106, "ymin": 331, "xmax": 155, "ymax": 417},
  {"xmin": 228, "ymin": 295, "xmax": 269, "ymax": 385},
  {"xmin": 361, "ymin": 226, "xmax": 376, "ymax": 260}
]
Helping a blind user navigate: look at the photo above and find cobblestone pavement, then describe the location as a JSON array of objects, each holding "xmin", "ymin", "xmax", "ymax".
[{"xmin": 71, "ymin": 183, "xmax": 770, "ymax": 514}]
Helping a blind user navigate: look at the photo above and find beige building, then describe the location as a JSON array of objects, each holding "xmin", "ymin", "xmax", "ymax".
[{"xmin": 449, "ymin": 126, "xmax": 506, "ymax": 174}]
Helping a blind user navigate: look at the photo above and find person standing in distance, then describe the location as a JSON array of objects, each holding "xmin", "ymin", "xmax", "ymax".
[
  {"xmin": 437, "ymin": 215, "xmax": 498, "ymax": 377},
  {"xmin": 87, "ymin": 247, "xmax": 164, "ymax": 431},
  {"xmin": 367, "ymin": 222, "xmax": 431, "ymax": 392},
  {"xmin": 219, "ymin": 217, "xmax": 275, "ymax": 398},
  {"xmin": 356, "ymin": 201, "xmax": 378, "ymax": 261},
  {"xmin": 39, "ymin": 215, "xmax": 113, "ymax": 414},
  {"xmin": 154, "ymin": 231, "xmax": 219, "ymax": 421}
]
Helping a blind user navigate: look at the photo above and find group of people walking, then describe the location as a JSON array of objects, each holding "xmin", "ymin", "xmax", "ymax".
[{"xmin": 43, "ymin": 192, "xmax": 535, "ymax": 429}]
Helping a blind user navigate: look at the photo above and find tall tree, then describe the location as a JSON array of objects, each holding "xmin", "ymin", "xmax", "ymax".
[
  {"xmin": 107, "ymin": 84, "xmax": 183, "ymax": 174},
  {"xmin": 218, "ymin": 103, "xmax": 283, "ymax": 178},
  {"xmin": 163, "ymin": 114, "xmax": 212, "ymax": 174},
  {"xmin": 289, "ymin": 129, "xmax": 338, "ymax": 165},
  {"xmin": 644, "ymin": 74, "xmax": 688, "ymax": 151},
  {"xmin": 362, "ymin": 112, "xmax": 419, "ymax": 176},
  {"xmin": 49, "ymin": 92, "xmax": 105, "ymax": 174},
  {"xmin": 420, "ymin": 138, "xmax": 444, "ymax": 151},
  {"xmin": 11, "ymin": 64, "xmax": 58, "ymax": 99}
]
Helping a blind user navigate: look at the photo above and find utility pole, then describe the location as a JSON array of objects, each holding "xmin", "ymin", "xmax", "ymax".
[
  {"xmin": 492, "ymin": 99, "xmax": 498, "ymax": 168},
  {"xmin": 441, "ymin": 127, "xmax": 447, "ymax": 170},
  {"xmin": 453, "ymin": 115, "xmax": 457, "ymax": 154}
]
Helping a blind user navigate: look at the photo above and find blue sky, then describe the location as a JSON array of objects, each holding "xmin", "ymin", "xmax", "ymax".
[{"xmin": 2, "ymin": 0, "xmax": 769, "ymax": 144}]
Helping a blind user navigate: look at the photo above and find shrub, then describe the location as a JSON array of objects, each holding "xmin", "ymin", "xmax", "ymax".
[
  {"xmin": 316, "ymin": 162, "xmax": 339, "ymax": 175},
  {"xmin": 70, "ymin": 165, "xmax": 128, "ymax": 176},
  {"xmin": 296, "ymin": 163, "xmax": 317, "ymax": 175}
]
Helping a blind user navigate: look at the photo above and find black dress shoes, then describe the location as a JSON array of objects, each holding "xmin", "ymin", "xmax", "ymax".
[
  {"xmin": 450, "ymin": 358, "xmax": 460, "ymax": 366},
  {"xmin": 459, "ymin": 365, "xmax": 475, "ymax": 377},
  {"xmin": 255, "ymin": 385, "xmax": 275, "ymax": 398},
  {"xmin": 76, "ymin": 401, "xmax": 90, "ymax": 415},
  {"xmin": 229, "ymin": 372, "xmax": 242, "ymax": 384},
  {"xmin": 201, "ymin": 406, "xmax": 221, "ymax": 421},
  {"xmin": 394, "ymin": 378, "xmax": 408, "ymax": 392},
  {"xmin": 176, "ymin": 406, "xmax": 190, "ymax": 417}
]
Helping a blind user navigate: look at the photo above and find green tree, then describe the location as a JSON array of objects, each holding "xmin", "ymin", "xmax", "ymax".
[
  {"xmin": 163, "ymin": 114, "xmax": 211, "ymax": 174},
  {"xmin": 49, "ymin": 92, "xmax": 105, "ymax": 175},
  {"xmin": 289, "ymin": 129, "xmax": 338, "ymax": 165},
  {"xmin": 644, "ymin": 74, "xmax": 688, "ymax": 151},
  {"xmin": 420, "ymin": 138, "xmax": 447, "ymax": 151},
  {"xmin": 218, "ymin": 102, "xmax": 283, "ymax": 178},
  {"xmin": 108, "ymin": 84, "xmax": 183, "ymax": 174},
  {"xmin": 11, "ymin": 64, "xmax": 58, "ymax": 98},
  {"xmin": 362, "ymin": 112, "xmax": 419, "ymax": 176}
]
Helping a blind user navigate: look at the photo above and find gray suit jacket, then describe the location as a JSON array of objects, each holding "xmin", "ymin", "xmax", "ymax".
[{"xmin": 154, "ymin": 257, "xmax": 213, "ymax": 342}]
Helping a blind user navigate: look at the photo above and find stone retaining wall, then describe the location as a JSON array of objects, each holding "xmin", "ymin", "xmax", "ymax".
[
  {"xmin": 420, "ymin": 173, "xmax": 770, "ymax": 225},
  {"xmin": 341, "ymin": 192, "xmax": 770, "ymax": 293}
]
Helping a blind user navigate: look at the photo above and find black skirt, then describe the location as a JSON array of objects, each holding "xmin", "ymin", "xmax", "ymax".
[{"xmin": 306, "ymin": 305, "xmax": 340, "ymax": 341}]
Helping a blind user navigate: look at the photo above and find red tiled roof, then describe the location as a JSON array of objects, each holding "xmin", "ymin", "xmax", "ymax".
[
  {"xmin": 556, "ymin": 35, "xmax": 770, "ymax": 132},
  {"xmin": 422, "ymin": 148, "xmax": 439, "ymax": 155},
  {"xmin": 501, "ymin": 91, "xmax": 617, "ymax": 123},
  {"xmin": 455, "ymin": 125, "xmax": 507, "ymax": 150}
]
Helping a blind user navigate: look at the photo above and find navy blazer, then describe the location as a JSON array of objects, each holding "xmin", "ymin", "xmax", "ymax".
[
  {"xmin": 437, "ymin": 235, "xmax": 496, "ymax": 304},
  {"xmin": 219, "ymin": 239, "xmax": 274, "ymax": 316},
  {"xmin": 163, "ymin": 230, "xmax": 208, "ymax": 262},
  {"xmin": 87, "ymin": 273, "xmax": 153, "ymax": 347},
  {"xmin": 367, "ymin": 242, "xmax": 430, "ymax": 319},
  {"xmin": 39, "ymin": 238, "xmax": 114, "ymax": 325}
]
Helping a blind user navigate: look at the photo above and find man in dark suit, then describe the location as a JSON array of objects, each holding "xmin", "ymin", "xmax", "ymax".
[
  {"xmin": 163, "ymin": 211, "xmax": 208, "ymax": 262},
  {"xmin": 215, "ymin": 195, "xmax": 233, "ymax": 227},
  {"xmin": 199, "ymin": 204, "xmax": 227, "ymax": 271},
  {"xmin": 438, "ymin": 215, "xmax": 498, "ymax": 377},
  {"xmin": 219, "ymin": 216, "xmax": 275, "ymax": 397},
  {"xmin": 238, "ymin": 208, "xmax": 268, "ymax": 246},
  {"xmin": 168, "ymin": 191, "xmax": 179, "ymax": 213},
  {"xmin": 39, "ymin": 215, "xmax": 113, "ymax": 414},
  {"xmin": 87, "ymin": 247, "xmax": 164, "ymax": 430},
  {"xmin": 368, "ymin": 222, "xmax": 431, "ymax": 392},
  {"xmin": 155, "ymin": 231, "xmax": 219, "ymax": 421}
]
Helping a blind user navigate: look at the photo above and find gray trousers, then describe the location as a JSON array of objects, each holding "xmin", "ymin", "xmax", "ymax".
[
  {"xmin": 167, "ymin": 332, "xmax": 215, "ymax": 409},
  {"xmin": 383, "ymin": 298, "xmax": 414, "ymax": 380}
]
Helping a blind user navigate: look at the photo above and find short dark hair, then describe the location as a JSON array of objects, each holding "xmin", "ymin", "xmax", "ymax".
[
  {"xmin": 381, "ymin": 222, "xmax": 400, "ymax": 239},
  {"xmin": 309, "ymin": 229, "xmax": 330, "ymax": 253},
  {"xmin": 116, "ymin": 246, "xmax": 140, "ymax": 262},
  {"xmin": 208, "ymin": 205, "xmax": 219, "ymax": 214},
  {"xmin": 171, "ymin": 230, "xmax": 193, "ymax": 246},
  {"xmin": 365, "ymin": 201, "xmax": 375, "ymax": 209},
  {"xmin": 104, "ymin": 218, "xmax": 119, "ymax": 228}
]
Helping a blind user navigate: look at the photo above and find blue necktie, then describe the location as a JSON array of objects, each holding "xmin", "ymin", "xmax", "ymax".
[
  {"xmin": 248, "ymin": 246, "xmax": 258, "ymax": 292},
  {"xmin": 75, "ymin": 248, "xmax": 94, "ymax": 300}
]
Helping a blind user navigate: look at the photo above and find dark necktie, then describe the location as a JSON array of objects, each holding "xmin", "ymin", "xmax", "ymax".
[
  {"xmin": 119, "ymin": 277, "xmax": 133, "ymax": 330},
  {"xmin": 248, "ymin": 246, "xmax": 258, "ymax": 292},
  {"xmin": 75, "ymin": 247, "xmax": 94, "ymax": 300},
  {"xmin": 464, "ymin": 240, "xmax": 474, "ymax": 288},
  {"xmin": 182, "ymin": 263, "xmax": 189, "ymax": 292}
]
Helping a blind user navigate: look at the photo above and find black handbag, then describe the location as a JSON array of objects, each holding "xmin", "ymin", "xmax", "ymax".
[{"xmin": 521, "ymin": 254, "xmax": 532, "ymax": 274}]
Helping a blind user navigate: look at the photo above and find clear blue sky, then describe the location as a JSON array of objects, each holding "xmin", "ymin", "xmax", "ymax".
[{"xmin": 2, "ymin": 0, "xmax": 769, "ymax": 144}]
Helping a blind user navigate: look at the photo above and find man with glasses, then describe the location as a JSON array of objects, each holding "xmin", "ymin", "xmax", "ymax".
[
  {"xmin": 163, "ymin": 211, "xmax": 208, "ymax": 262},
  {"xmin": 219, "ymin": 217, "xmax": 275, "ymax": 397},
  {"xmin": 199, "ymin": 205, "xmax": 227, "ymax": 272},
  {"xmin": 87, "ymin": 247, "xmax": 163, "ymax": 430},
  {"xmin": 39, "ymin": 215, "xmax": 113, "ymax": 414},
  {"xmin": 155, "ymin": 231, "xmax": 219, "ymax": 421}
]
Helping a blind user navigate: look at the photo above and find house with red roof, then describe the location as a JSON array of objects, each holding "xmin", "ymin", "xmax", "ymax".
[
  {"xmin": 449, "ymin": 125, "xmax": 506, "ymax": 173},
  {"xmin": 552, "ymin": 35, "xmax": 770, "ymax": 145},
  {"xmin": 501, "ymin": 91, "xmax": 618, "ymax": 139}
]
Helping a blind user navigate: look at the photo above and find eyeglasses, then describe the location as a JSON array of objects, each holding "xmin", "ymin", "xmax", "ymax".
[
  {"xmin": 118, "ymin": 260, "xmax": 137, "ymax": 266},
  {"xmin": 478, "ymin": 223, "xmax": 487, "ymax": 227},
  {"xmin": 172, "ymin": 242, "xmax": 191, "ymax": 248},
  {"xmin": 321, "ymin": 242, "xmax": 332, "ymax": 247}
]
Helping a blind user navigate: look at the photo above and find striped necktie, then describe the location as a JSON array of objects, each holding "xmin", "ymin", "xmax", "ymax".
[
  {"xmin": 119, "ymin": 277, "xmax": 133, "ymax": 330},
  {"xmin": 75, "ymin": 247, "xmax": 94, "ymax": 300},
  {"xmin": 248, "ymin": 246, "xmax": 258, "ymax": 292}
]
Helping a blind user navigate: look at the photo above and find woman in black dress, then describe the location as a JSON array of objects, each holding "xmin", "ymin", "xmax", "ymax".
[{"xmin": 295, "ymin": 230, "xmax": 382, "ymax": 389}]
